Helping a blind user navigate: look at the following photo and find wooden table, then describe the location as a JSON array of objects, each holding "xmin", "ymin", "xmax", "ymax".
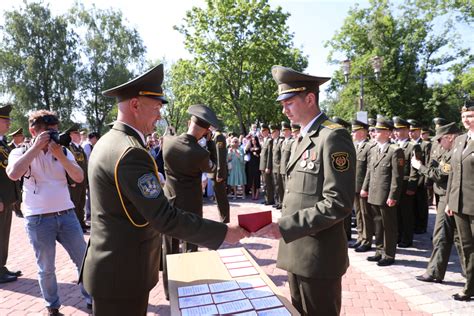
[{"xmin": 167, "ymin": 247, "xmax": 299, "ymax": 315}]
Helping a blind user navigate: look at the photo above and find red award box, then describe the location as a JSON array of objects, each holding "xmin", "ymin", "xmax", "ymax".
[{"xmin": 238, "ymin": 211, "xmax": 272, "ymax": 233}]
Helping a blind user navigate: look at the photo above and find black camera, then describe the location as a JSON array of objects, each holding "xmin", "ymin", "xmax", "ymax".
[{"xmin": 47, "ymin": 129, "xmax": 71, "ymax": 146}]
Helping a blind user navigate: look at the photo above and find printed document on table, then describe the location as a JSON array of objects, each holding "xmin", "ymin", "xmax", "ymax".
[
  {"xmin": 209, "ymin": 280, "xmax": 240, "ymax": 293},
  {"xmin": 243, "ymin": 286, "xmax": 274, "ymax": 299},
  {"xmin": 257, "ymin": 307, "xmax": 291, "ymax": 316},
  {"xmin": 250, "ymin": 296, "xmax": 283, "ymax": 310},
  {"xmin": 212, "ymin": 289, "xmax": 246, "ymax": 304},
  {"xmin": 237, "ymin": 277, "xmax": 267, "ymax": 289},
  {"xmin": 180, "ymin": 304, "xmax": 218, "ymax": 316},
  {"xmin": 226, "ymin": 261, "xmax": 253, "ymax": 269},
  {"xmin": 178, "ymin": 284, "xmax": 210, "ymax": 297},
  {"xmin": 178, "ymin": 293, "xmax": 213, "ymax": 309},
  {"xmin": 216, "ymin": 299, "xmax": 254, "ymax": 314},
  {"xmin": 229, "ymin": 266, "xmax": 259, "ymax": 277}
]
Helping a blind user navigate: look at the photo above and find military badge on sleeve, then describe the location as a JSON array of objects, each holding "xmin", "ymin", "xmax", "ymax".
[
  {"xmin": 137, "ymin": 173, "xmax": 161, "ymax": 199},
  {"xmin": 331, "ymin": 152, "xmax": 350, "ymax": 172}
]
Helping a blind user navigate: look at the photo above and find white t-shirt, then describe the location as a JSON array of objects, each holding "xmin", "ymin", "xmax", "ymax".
[{"xmin": 9, "ymin": 147, "xmax": 76, "ymax": 216}]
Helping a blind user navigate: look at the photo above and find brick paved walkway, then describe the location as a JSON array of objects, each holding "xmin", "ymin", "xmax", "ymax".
[{"xmin": 1, "ymin": 197, "xmax": 472, "ymax": 315}]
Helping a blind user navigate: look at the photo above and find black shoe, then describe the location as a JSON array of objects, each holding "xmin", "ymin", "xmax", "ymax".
[
  {"xmin": 14, "ymin": 210, "xmax": 23, "ymax": 218},
  {"xmin": 416, "ymin": 274, "xmax": 442, "ymax": 283},
  {"xmin": 0, "ymin": 273, "xmax": 17, "ymax": 283},
  {"xmin": 348, "ymin": 241, "xmax": 361, "ymax": 249},
  {"xmin": 367, "ymin": 254, "xmax": 382, "ymax": 262},
  {"xmin": 452, "ymin": 293, "xmax": 472, "ymax": 301},
  {"xmin": 355, "ymin": 244, "xmax": 372, "ymax": 252},
  {"xmin": 377, "ymin": 258, "xmax": 395, "ymax": 266},
  {"xmin": 398, "ymin": 242, "xmax": 412, "ymax": 248},
  {"xmin": 86, "ymin": 303, "xmax": 92, "ymax": 310},
  {"xmin": 5, "ymin": 268, "xmax": 22, "ymax": 277},
  {"xmin": 47, "ymin": 308, "xmax": 64, "ymax": 316},
  {"xmin": 276, "ymin": 204, "xmax": 282, "ymax": 210}
]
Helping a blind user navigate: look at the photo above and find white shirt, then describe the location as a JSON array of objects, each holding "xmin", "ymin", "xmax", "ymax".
[
  {"xmin": 8, "ymin": 146, "xmax": 76, "ymax": 216},
  {"xmin": 300, "ymin": 112, "xmax": 324, "ymax": 137}
]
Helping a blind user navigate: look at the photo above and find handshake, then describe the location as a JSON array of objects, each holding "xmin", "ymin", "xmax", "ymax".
[{"xmin": 223, "ymin": 222, "xmax": 282, "ymax": 244}]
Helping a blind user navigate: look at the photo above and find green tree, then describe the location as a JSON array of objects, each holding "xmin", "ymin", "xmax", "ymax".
[
  {"xmin": 69, "ymin": 3, "xmax": 146, "ymax": 134},
  {"xmin": 325, "ymin": 0, "xmax": 473, "ymax": 125},
  {"xmin": 175, "ymin": 0, "xmax": 308, "ymax": 134},
  {"xmin": 0, "ymin": 1, "xmax": 79, "ymax": 127}
]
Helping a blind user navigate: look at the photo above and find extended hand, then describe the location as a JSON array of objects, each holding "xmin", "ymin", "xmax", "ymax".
[
  {"xmin": 411, "ymin": 156, "xmax": 421, "ymax": 170},
  {"xmin": 49, "ymin": 142, "xmax": 65, "ymax": 160},
  {"xmin": 252, "ymin": 222, "xmax": 282, "ymax": 239},
  {"xmin": 386, "ymin": 199, "xmax": 397, "ymax": 207},
  {"xmin": 224, "ymin": 224, "xmax": 250, "ymax": 244},
  {"xmin": 360, "ymin": 190, "xmax": 368, "ymax": 198},
  {"xmin": 444, "ymin": 205, "xmax": 454, "ymax": 217}
]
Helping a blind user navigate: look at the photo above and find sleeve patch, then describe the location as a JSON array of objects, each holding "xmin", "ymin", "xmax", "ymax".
[
  {"xmin": 331, "ymin": 152, "xmax": 350, "ymax": 172},
  {"xmin": 137, "ymin": 173, "xmax": 161, "ymax": 199}
]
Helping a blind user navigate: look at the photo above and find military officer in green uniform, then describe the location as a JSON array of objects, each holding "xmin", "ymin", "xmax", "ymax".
[
  {"xmin": 412, "ymin": 122, "xmax": 465, "ymax": 283},
  {"xmin": 361, "ymin": 117, "xmax": 404, "ymax": 266},
  {"xmin": 161, "ymin": 103, "xmax": 223, "ymax": 298},
  {"xmin": 80, "ymin": 64, "xmax": 248, "ymax": 315},
  {"xmin": 351, "ymin": 120, "xmax": 375, "ymax": 252},
  {"xmin": 393, "ymin": 116, "xmax": 422, "ymax": 248},
  {"xmin": 207, "ymin": 128, "xmax": 230, "ymax": 223},
  {"xmin": 259, "ymin": 123, "xmax": 274, "ymax": 205},
  {"xmin": 0, "ymin": 104, "xmax": 21, "ymax": 284},
  {"xmin": 279, "ymin": 121, "xmax": 293, "ymax": 190},
  {"xmin": 271, "ymin": 124, "xmax": 283, "ymax": 209},
  {"xmin": 7, "ymin": 128, "xmax": 24, "ymax": 149},
  {"xmin": 408, "ymin": 119, "xmax": 431, "ymax": 234},
  {"xmin": 430, "ymin": 117, "xmax": 449, "ymax": 207},
  {"xmin": 65, "ymin": 123, "xmax": 89, "ymax": 231},
  {"xmin": 255, "ymin": 66, "xmax": 356, "ymax": 316},
  {"xmin": 445, "ymin": 101, "xmax": 474, "ymax": 301}
]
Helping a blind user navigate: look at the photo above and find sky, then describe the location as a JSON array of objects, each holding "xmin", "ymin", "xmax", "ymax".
[
  {"xmin": 0, "ymin": 0, "xmax": 471, "ymax": 105},
  {"xmin": 0, "ymin": 0, "xmax": 374, "ymax": 102}
]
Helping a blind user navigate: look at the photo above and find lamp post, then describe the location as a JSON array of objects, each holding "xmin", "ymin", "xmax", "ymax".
[{"xmin": 342, "ymin": 56, "xmax": 383, "ymax": 111}]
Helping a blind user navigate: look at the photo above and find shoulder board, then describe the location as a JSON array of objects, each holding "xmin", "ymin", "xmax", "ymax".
[
  {"xmin": 126, "ymin": 135, "xmax": 144, "ymax": 149},
  {"xmin": 321, "ymin": 120, "xmax": 342, "ymax": 130},
  {"xmin": 390, "ymin": 144, "xmax": 399, "ymax": 150}
]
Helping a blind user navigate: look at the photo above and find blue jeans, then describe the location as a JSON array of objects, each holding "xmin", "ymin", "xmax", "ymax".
[{"xmin": 25, "ymin": 209, "xmax": 91, "ymax": 309}]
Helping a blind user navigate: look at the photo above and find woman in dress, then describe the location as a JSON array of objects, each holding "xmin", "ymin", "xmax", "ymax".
[
  {"xmin": 227, "ymin": 137, "xmax": 247, "ymax": 199},
  {"xmin": 245, "ymin": 135, "xmax": 262, "ymax": 200}
]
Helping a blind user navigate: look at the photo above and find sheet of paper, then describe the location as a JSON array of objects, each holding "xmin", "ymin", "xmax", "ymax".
[
  {"xmin": 178, "ymin": 284, "xmax": 210, "ymax": 297},
  {"xmin": 237, "ymin": 277, "xmax": 267, "ymax": 289},
  {"xmin": 257, "ymin": 307, "xmax": 291, "ymax": 316},
  {"xmin": 225, "ymin": 261, "xmax": 253, "ymax": 269},
  {"xmin": 250, "ymin": 296, "xmax": 283, "ymax": 310},
  {"xmin": 180, "ymin": 304, "xmax": 218, "ymax": 316},
  {"xmin": 221, "ymin": 255, "xmax": 248, "ymax": 263},
  {"xmin": 243, "ymin": 286, "xmax": 274, "ymax": 299},
  {"xmin": 178, "ymin": 294, "xmax": 213, "ymax": 309},
  {"xmin": 217, "ymin": 248, "xmax": 243, "ymax": 257},
  {"xmin": 229, "ymin": 266, "xmax": 259, "ymax": 278},
  {"xmin": 212, "ymin": 289, "xmax": 246, "ymax": 304},
  {"xmin": 216, "ymin": 299, "xmax": 254, "ymax": 314},
  {"xmin": 235, "ymin": 311, "xmax": 258, "ymax": 316},
  {"xmin": 209, "ymin": 280, "xmax": 240, "ymax": 293}
]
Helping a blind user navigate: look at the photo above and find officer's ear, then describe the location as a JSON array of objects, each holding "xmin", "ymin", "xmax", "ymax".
[{"xmin": 129, "ymin": 98, "xmax": 140, "ymax": 113}]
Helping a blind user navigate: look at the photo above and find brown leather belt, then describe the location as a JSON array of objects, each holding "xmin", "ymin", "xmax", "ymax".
[{"xmin": 41, "ymin": 209, "xmax": 73, "ymax": 217}]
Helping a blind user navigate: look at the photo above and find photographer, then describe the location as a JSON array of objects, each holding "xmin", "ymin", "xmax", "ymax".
[{"xmin": 6, "ymin": 110, "xmax": 91, "ymax": 316}]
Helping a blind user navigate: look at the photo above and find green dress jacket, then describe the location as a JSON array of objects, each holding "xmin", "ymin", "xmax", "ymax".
[
  {"xmin": 276, "ymin": 113, "xmax": 356, "ymax": 279},
  {"xmin": 81, "ymin": 123, "xmax": 227, "ymax": 299}
]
